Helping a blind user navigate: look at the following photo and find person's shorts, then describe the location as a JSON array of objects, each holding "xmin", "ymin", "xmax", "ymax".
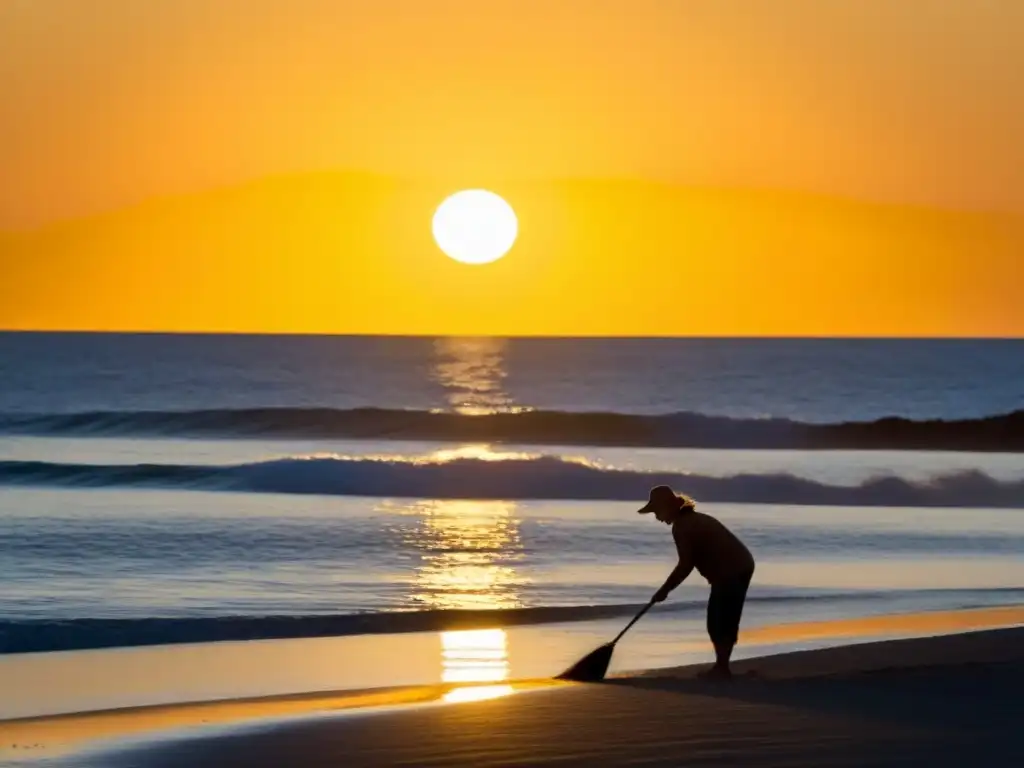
[{"xmin": 707, "ymin": 568, "xmax": 754, "ymax": 647}]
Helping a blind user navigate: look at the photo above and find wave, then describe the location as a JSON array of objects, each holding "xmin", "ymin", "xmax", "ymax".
[
  {"xmin": 0, "ymin": 604, "xmax": 640, "ymax": 654},
  {"xmin": 1, "ymin": 407, "xmax": 1022, "ymax": 451},
  {"xmin": 8, "ymin": 590, "xmax": 1015, "ymax": 654},
  {"xmin": 2, "ymin": 453, "xmax": 1023, "ymax": 508}
]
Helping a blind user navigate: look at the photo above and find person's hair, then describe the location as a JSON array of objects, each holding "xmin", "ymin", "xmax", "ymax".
[{"xmin": 677, "ymin": 494, "xmax": 697, "ymax": 511}]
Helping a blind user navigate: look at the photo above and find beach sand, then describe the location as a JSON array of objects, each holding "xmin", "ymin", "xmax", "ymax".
[{"xmin": 3, "ymin": 618, "xmax": 1021, "ymax": 767}]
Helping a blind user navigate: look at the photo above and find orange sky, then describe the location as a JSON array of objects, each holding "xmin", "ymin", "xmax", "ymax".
[{"xmin": 1, "ymin": 0, "xmax": 1022, "ymax": 336}]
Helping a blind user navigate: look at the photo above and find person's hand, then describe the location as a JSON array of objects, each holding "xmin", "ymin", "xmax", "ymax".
[{"xmin": 652, "ymin": 585, "xmax": 670, "ymax": 603}]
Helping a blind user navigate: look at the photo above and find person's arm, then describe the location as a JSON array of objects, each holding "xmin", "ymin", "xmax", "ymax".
[{"xmin": 652, "ymin": 528, "xmax": 694, "ymax": 602}]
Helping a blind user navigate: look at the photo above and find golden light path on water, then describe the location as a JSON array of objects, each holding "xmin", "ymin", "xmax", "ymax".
[
  {"xmin": 342, "ymin": 332, "xmax": 598, "ymax": 701},
  {"xmin": 424, "ymin": 337, "xmax": 545, "ymax": 701},
  {"xmin": 440, "ymin": 629, "xmax": 515, "ymax": 703},
  {"xmin": 389, "ymin": 496, "xmax": 526, "ymax": 703},
  {"xmin": 430, "ymin": 336, "xmax": 533, "ymax": 416},
  {"xmin": 398, "ymin": 498, "xmax": 528, "ymax": 612}
]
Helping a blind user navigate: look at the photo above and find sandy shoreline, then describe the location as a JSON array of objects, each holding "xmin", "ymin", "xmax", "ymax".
[{"xmin": 3, "ymin": 617, "xmax": 1022, "ymax": 767}]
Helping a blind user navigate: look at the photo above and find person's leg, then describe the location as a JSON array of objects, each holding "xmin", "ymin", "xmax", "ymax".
[
  {"xmin": 705, "ymin": 585, "xmax": 732, "ymax": 678},
  {"xmin": 704, "ymin": 571, "xmax": 753, "ymax": 678},
  {"xmin": 718, "ymin": 570, "xmax": 753, "ymax": 673}
]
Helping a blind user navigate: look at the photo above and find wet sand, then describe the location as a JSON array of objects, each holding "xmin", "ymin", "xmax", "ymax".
[
  {"xmin": 3, "ymin": 620, "xmax": 1021, "ymax": 767},
  {"xmin": 5, "ymin": 603, "xmax": 1022, "ymax": 723}
]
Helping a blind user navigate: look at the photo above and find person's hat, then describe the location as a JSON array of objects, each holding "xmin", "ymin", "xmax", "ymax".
[{"xmin": 637, "ymin": 485, "xmax": 694, "ymax": 514}]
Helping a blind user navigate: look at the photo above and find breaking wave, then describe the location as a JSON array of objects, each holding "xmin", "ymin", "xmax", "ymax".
[
  {"xmin": 0, "ymin": 406, "xmax": 1021, "ymax": 450},
  {"xmin": 2, "ymin": 453, "xmax": 1022, "ymax": 508}
]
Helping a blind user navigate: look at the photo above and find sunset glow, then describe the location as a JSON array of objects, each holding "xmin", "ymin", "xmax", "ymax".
[{"xmin": 1, "ymin": 1, "xmax": 1021, "ymax": 336}]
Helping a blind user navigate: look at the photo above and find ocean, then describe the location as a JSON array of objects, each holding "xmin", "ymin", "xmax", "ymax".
[{"xmin": 1, "ymin": 332, "xmax": 1022, "ymax": 660}]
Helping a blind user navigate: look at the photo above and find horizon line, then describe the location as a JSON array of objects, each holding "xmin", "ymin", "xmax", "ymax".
[{"xmin": 2, "ymin": 329, "xmax": 1022, "ymax": 342}]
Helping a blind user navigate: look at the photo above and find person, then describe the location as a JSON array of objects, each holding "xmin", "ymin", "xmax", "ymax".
[{"xmin": 639, "ymin": 485, "xmax": 755, "ymax": 679}]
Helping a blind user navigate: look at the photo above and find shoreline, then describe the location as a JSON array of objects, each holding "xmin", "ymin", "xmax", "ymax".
[
  {"xmin": 6, "ymin": 599, "xmax": 1023, "ymax": 657},
  {"xmin": 2, "ymin": 606, "xmax": 1021, "ymax": 765},
  {"xmin": 3, "ymin": 604, "xmax": 1022, "ymax": 718}
]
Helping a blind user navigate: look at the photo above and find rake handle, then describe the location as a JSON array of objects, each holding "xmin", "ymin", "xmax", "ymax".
[{"xmin": 612, "ymin": 599, "xmax": 656, "ymax": 644}]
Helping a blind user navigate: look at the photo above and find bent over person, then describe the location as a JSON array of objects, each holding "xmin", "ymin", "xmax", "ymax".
[{"xmin": 639, "ymin": 485, "xmax": 755, "ymax": 679}]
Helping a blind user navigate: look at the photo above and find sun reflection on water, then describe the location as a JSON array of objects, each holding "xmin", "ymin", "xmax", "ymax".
[
  {"xmin": 386, "ymin": 494, "xmax": 527, "ymax": 702},
  {"xmin": 431, "ymin": 336, "xmax": 528, "ymax": 415},
  {"xmin": 440, "ymin": 628, "xmax": 514, "ymax": 703},
  {"xmin": 399, "ymin": 499, "xmax": 529, "ymax": 612},
  {"xmin": 426, "ymin": 444, "xmax": 536, "ymax": 463}
]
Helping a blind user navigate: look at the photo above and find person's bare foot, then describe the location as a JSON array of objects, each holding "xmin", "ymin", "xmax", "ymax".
[{"xmin": 696, "ymin": 665, "xmax": 733, "ymax": 681}]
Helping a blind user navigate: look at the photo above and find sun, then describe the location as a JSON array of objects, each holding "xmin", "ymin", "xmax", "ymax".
[{"xmin": 432, "ymin": 190, "xmax": 518, "ymax": 265}]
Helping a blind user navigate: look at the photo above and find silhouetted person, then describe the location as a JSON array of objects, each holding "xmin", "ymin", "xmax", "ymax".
[{"xmin": 639, "ymin": 485, "xmax": 755, "ymax": 679}]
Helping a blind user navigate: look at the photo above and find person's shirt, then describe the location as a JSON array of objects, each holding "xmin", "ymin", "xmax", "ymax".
[{"xmin": 672, "ymin": 511, "xmax": 754, "ymax": 585}]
